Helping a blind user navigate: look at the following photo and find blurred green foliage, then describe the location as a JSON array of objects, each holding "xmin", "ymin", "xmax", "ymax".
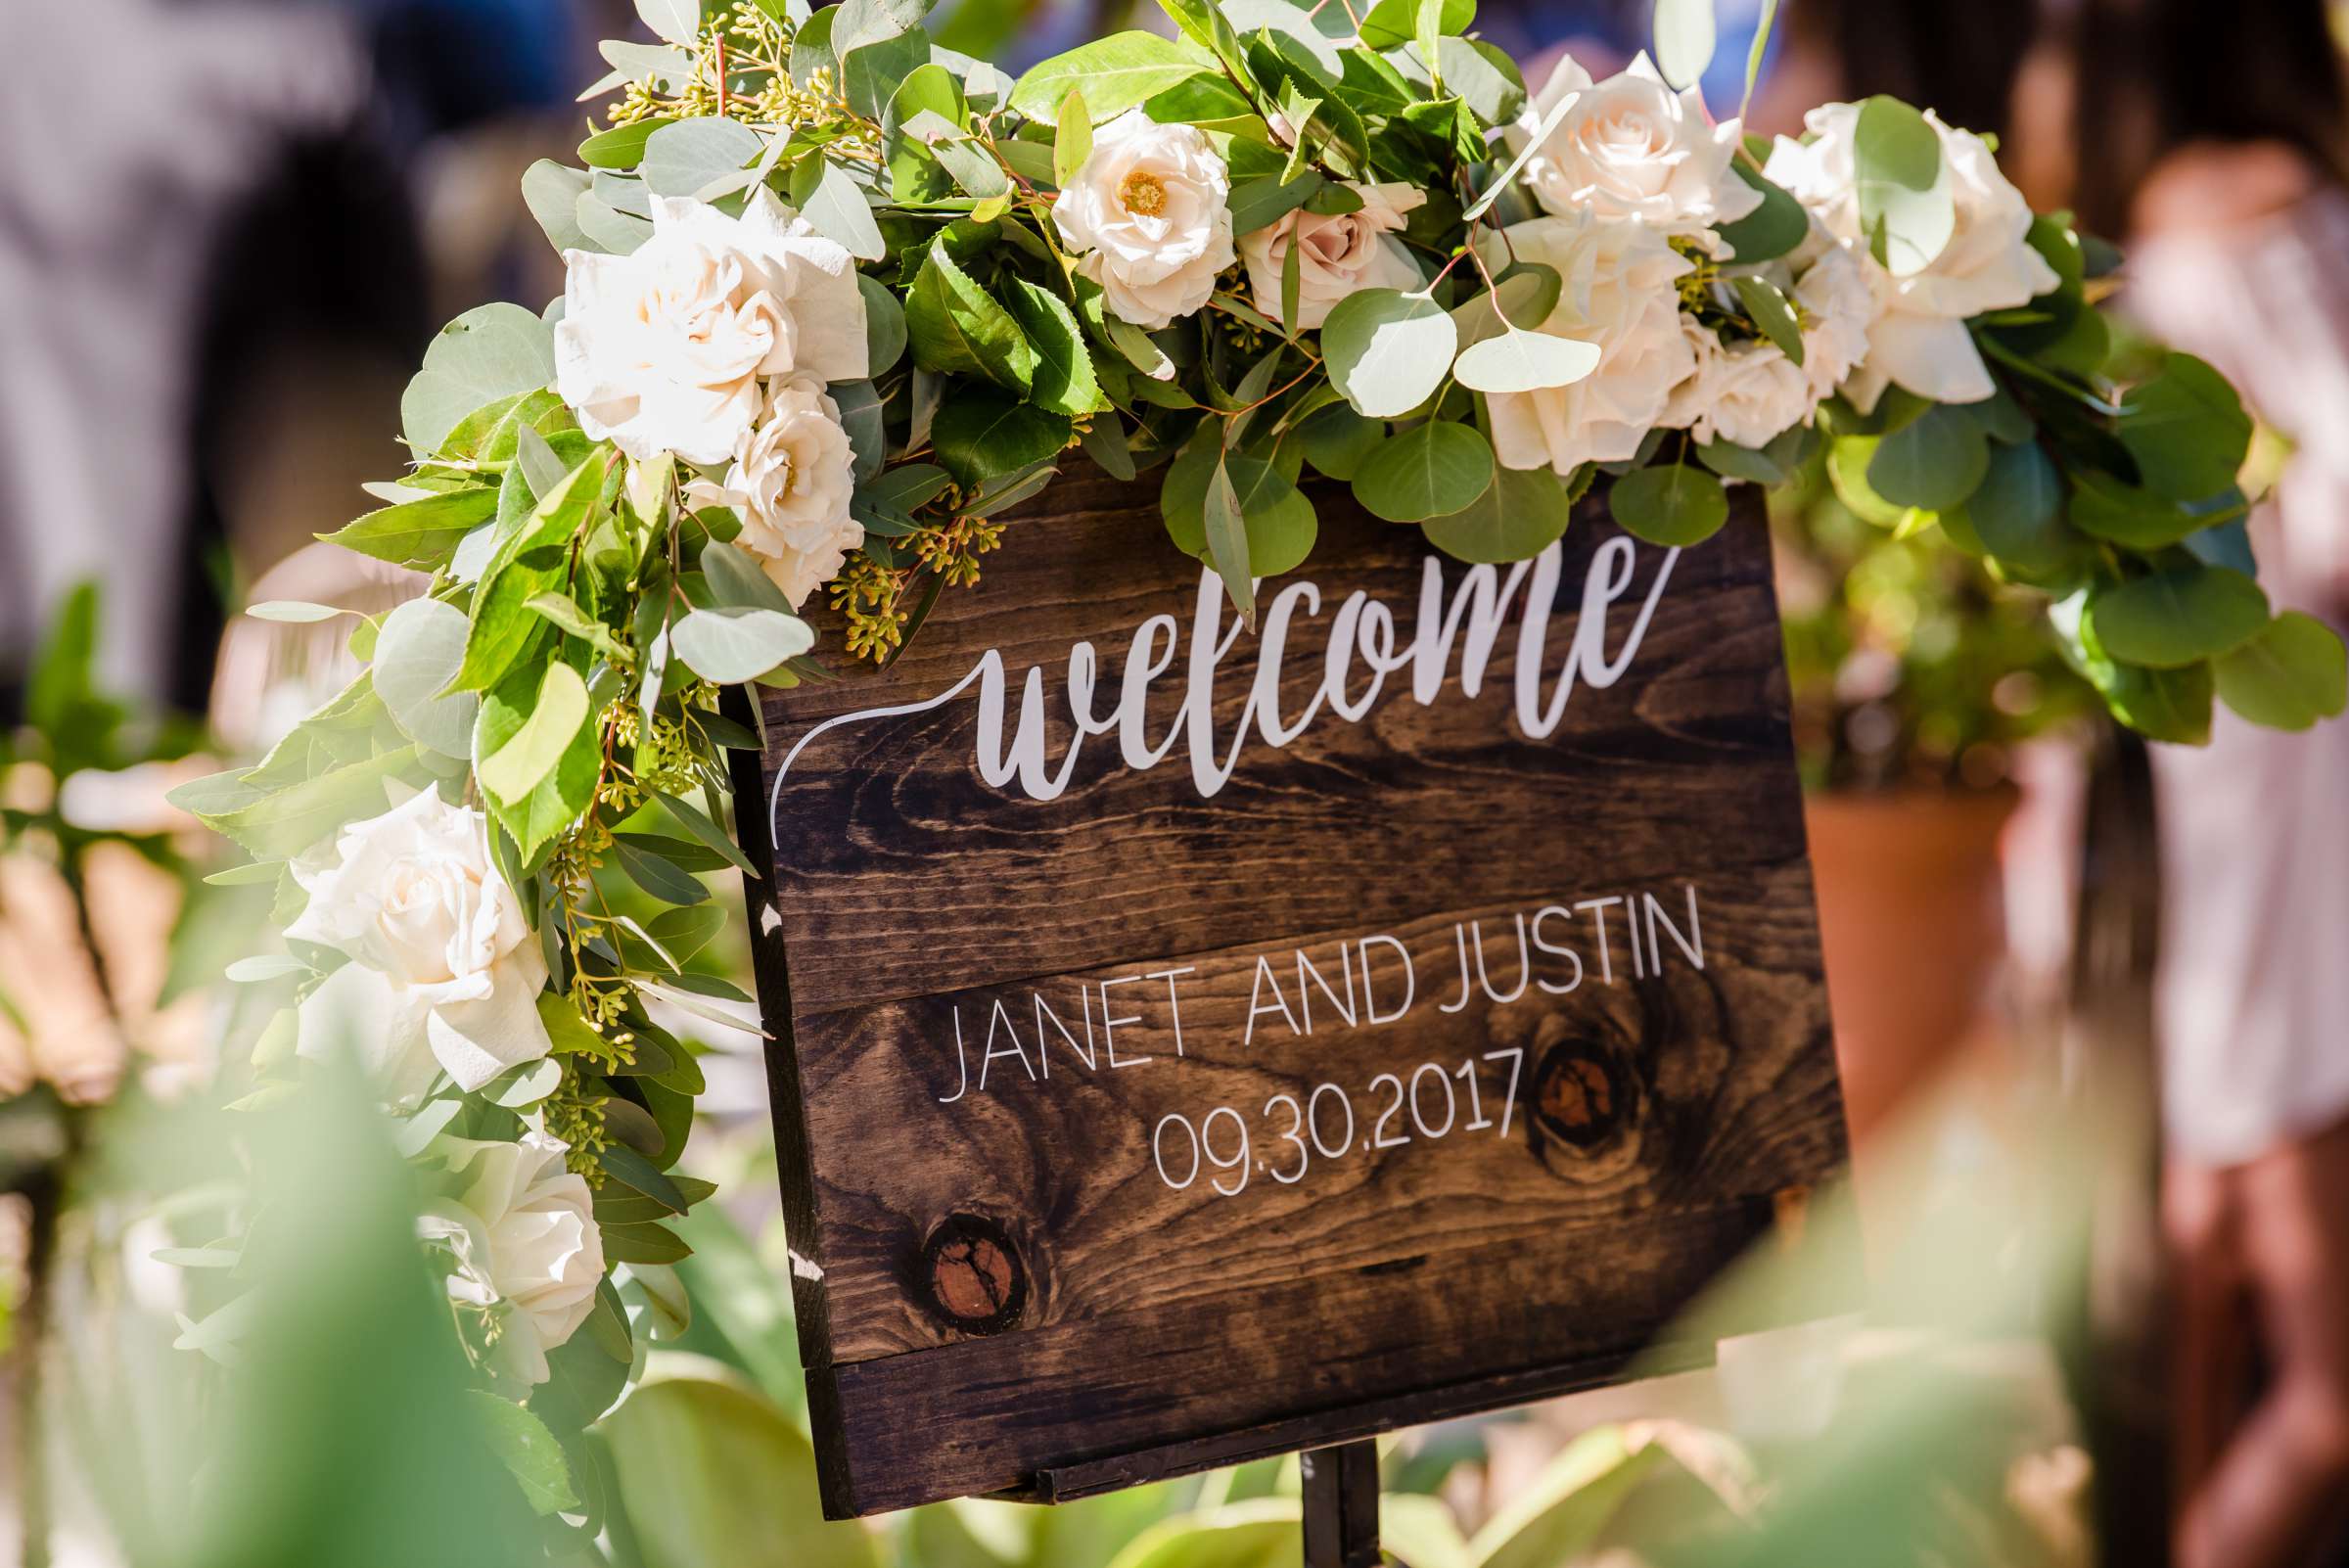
[{"xmin": 1774, "ymin": 465, "xmax": 2096, "ymax": 794}]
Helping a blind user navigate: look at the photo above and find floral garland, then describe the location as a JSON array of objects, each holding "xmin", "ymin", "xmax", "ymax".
[{"xmin": 169, "ymin": 0, "xmax": 2345, "ymax": 1530}]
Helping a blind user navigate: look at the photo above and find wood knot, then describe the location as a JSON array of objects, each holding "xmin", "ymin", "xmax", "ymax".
[
  {"xmin": 1531, "ymin": 1041, "xmax": 1634, "ymax": 1151},
  {"xmin": 918, "ymin": 1214, "xmax": 1027, "ymax": 1335}
]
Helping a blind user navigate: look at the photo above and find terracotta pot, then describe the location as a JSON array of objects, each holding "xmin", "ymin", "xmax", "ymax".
[{"xmin": 1804, "ymin": 786, "xmax": 2018, "ymax": 1143}]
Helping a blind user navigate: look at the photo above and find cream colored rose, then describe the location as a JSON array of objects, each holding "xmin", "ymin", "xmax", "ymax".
[
  {"xmin": 556, "ymin": 189, "xmax": 868, "ymax": 465},
  {"xmin": 1239, "ymin": 181, "xmax": 1425, "ymax": 330},
  {"xmin": 289, "ymin": 788, "xmax": 549, "ymax": 1107},
  {"xmin": 684, "ymin": 373, "xmax": 861, "ymax": 607},
  {"xmin": 1663, "ymin": 318, "xmax": 1813, "ymax": 448},
  {"xmin": 1790, "ymin": 242, "xmax": 1875, "ymax": 400},
  {"xmin": 1052, "ymin": 110, "xmax": 1234, "ymax": 330},
  {"xmin": 423, "ymin": 1132, "xmax": 604, "ymax": 1386},
  {"xmin": 1480, "ymin": 211, "xmax": 1697, "ymax": 474},
  {"xmin": 1765, "ymin": 105, "xmax": 2058, "ymax": 408},
  {"xmin": 1506, "ymin": 53, "xmax": 1762, "ymax": 247}
]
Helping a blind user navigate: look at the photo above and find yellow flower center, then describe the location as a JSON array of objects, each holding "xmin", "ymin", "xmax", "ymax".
[{"xmin": 1118, "ymin": 170, "xmax": 1169, "ymax": 217}]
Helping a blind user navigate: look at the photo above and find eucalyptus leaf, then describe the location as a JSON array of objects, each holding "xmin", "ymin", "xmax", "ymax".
[
  {"xmin": 1852, "ymin": 96, "xmax": 1953, "ymax": 276},
  {"xmin": 1867, "ymin": 404, "xmax": 1988, "ymax": 511},
  {"xmin": 1423, "ymin": 464, "xmax": 1576, "ymax": 564},
  {"xmin": 794, "ymin": 157, "xmax": 887, "ymax": 260},
  {"xmin": 522, "ymin": 161, "xmax": 594, "ymax": 254},
  {"xmin": 400, "ymin": 304, "xmax": 555, "ymax": 458},
  {"xmin": 857, "ymin": 274, "xmax": 906, "ymax": 376},
  {"xmin": 372, "ymin": 597, "xmax": 480, "ymax": 759},
  {"xmin": 1652, "ymin": 0, "xmax": 1716, "ymax": 89},
  {"xmin": 1609, "ymin": 461, "xmax": 1730, "ymax": 546},
  {"xmin": 1352, "ymin": 423, "xmax": 1495, "ymax": 523},
  {"xmin": 671, "ymin": 608, "xmax": 818, "ymax": 684},
  {"xmin": 2089, "ymin": 565, "xmax": 2269, "ymax": 669},
  {"xmin": 1321, "ymin": 289, "xmax": 1458, "ymax": 418},
  {"xmin": 2117, "ymin": 352, "xmax": 2252, "ymax": 501},
  {"xmin": 1452, "ymin": 328, "xmax": 1600, "ymax": 394},
  {"xmin": 640, "ymin": 117, "xmax": 763, "ymax": 199},
  {"xmin": 2214, "ymin": 612, "xmax": 2349, "ymax": 731}
]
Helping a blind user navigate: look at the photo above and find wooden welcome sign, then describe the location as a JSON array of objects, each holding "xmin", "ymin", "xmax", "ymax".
[{"xmin": 733, "ymin": 464, "xmax": 1848, "ymax": 1519}]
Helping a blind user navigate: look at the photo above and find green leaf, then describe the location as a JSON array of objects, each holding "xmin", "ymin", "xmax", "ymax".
[
  {"xmin": 372, "ymin": 597, "xmax": 479, "ymax": 759},
  {"xmin": 1080, "ymin": 417, "xmax": 1137, "ymax": 480},
  {"xmin": 1436, "ymin": 37, "xmax": 1525, "ymax": 126},
  {"xmin": 206, "ymin": 748, "xmax": 422, "ymax": 859},
  {"xmin": 601, "ymin": 1221, "xmax": 695, "ymax": 1266},
  {"xmin": 473, "ymin": 664, "xmax": 602, "ymax": 861},
  {"xmin": 322, "ymin": 487, "xmax": 499, "ymax": 571},
  {"xmin": 598, "ymin": 1142, "xmax": 689, "ymax": 1214},
  {"xmin": 1449, "ymin": 264, "xmax": 1563, "ymax": 351},
  {"xmin": 477, "ymin": 662, "xmax": 591, "ymax": 805},
  {"xmin": 1227, "ymin": 171, "xmax": 1326, "ymax": 237},
  {"xmin": 635, "ymin": 0, "xmax": 704, "ymax": 45},
  {"xmin": 467, "ymin": 1392, "xmax": 578, "ymax": 1517},
  {"xmin": 1867, "ymin": 404, "xmax": 1988, "ymax": 511},
  {"xmin": 2214, "ymin": 612, "xmax": 2349, "ymax": 730},
  {"xmin": 1162, "ymin": 440, "xmax": 1317, "ymax": 575},
  {"xmin": 793, "ymin": 157, "xmax": 887, "ymax": 260},
  {"xmin": 671, "ymin": 608, "xmax": 816, "ymax": 683},
  {"xmin": 1010, "ymin": 32, "xmax": 1207, "ymax": 123},
  {"xmin": 577, "ymin": 116, "xmax": 672, "ymax": 169},
  {"xmin": 839, "ymin": 23, "xmax": 933, "ymax": 121},
  {"xmin": 1716, "ymin": 157, "xmax": 1808, "ymax": 262},
  {"xmin": 2089, "ymin": 565, "xmax": 2270, "ymax": 669},
  {"xmin": 1054, "ymin": 91, "xmax": 1093, "ymax": 184},
  {"xmin": 1293, "ymin": 402, "xmax": 1383, "ymax": 480},
  {"xmin": 930, "ymin": 392, "xmax": 1072, "ymax": 488},
  {"xmin": 245, "ymin": 600, "xmax": 345, "ymax": 623},
  {"xmin": 1852, "ymin": 95, "xmax": 1952, "ymax": 276},
  {"xmin": 654, "ymin": 789, "xmax": 760, "ymax": 877},
  {"xmin": 1358, "ymin": 0, "xmax": 1471, "ymax": 49},
  {"xmin": 1608, "ymin": 462, "xmax": 1730, "ymax": 546},
  {"xmin": 1731, "ymin": 274, "xmax": 1804, "ymax": 365},
  {"xmin": 639, "ymin": 116, "xmax": 763, "ymax": 198},
  {"xmin": 1423, "ymin": 464, "xmax": 1577, "ymax": 563},
  {"xmin": 1352, "ymin": 422, "xmax": 1495, "ymax": 522},
  {"xmin": 1322, "ymin": 289, "xmax": 1458, "ymax": 418},
  {"xmin": 702, "ymin": 537, "xmax": 795, "ymax": 613},
  {"xmin": 400, "ymin": 303, "xmax": 556, "ymax": 457},
  {"xmin": 856, "ymin": 274, "xmax": 906, "ymax": 377},
  {"xmin": 905, "ymin": 240, "xmax": 1036, "ymax": 392},
  {"xmin": 1470, "ymin": 1428, "xmax": 1662, "ymax": 1568},
  {"xmin": 1006, "ymin": 280, "xmax": 1102, "ymax": 417},
  {"xmin": 1202, "ymin": 455, "xmax": 1256, "ymax": 622},
  {"xmin": 2050, "ymin": 590, "xmax": 2215, "ymax": 745},
  {"xmin": 1652, "ymin": 0, "xmax": 1715, "ymax": 88},
  {"xmin": 457, "ymin": 454, "xmax": 604, "ymax": 693},
  {"xmin": 601, "ymin": 1379, "xmax": 884, "ymax": 1568},
  {"xmin": 1954, "ymin": 438, "xmax": 2075, "ymax": 577},
  {"xmin": 612, "ymin": 834, "xmax": 712, "ymax": 906},
  {"xmin": 483, "ymin": 1056, "xmax": 564, "ymax": 1110},
  {"xmin": 1452, "ymin": 327, "xmax": 1600, "ymax": 394},
  {"xmin": 2067, "ymin": 469, "xmax": 2205, "ymax": 551},
  {"xmin": 2117, "ymin": 352, "xmax": 2252, "ymax": 501}
]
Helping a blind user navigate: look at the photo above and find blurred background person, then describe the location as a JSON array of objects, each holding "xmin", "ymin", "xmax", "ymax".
[{"xmin": 2065, "ymin": 2, "xmax": 2349, "ymax": 1565}]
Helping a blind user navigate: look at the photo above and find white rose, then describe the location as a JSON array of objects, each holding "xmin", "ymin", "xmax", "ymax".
[
  {"xmin": 1506, "ymin": 53, "xmax": 1763, "ymax": 247},
  {"xmin": 1663, "ymin": 317, "xmax": 1814, "ymax": 449},
  {"xmin": 1764, "ymin": 105, "xmax": 2058, "ymax": 409},
  {"xmin": 684, "ymin": 372, "xmax": 861, "ymax": 608},
  {"xmin": 1480, "ymin": 211, "xmax": 1697, "ymax": 474},
  {"xmin": 1052, "ymin": 110, "xmax": 1235, "ymax": 330},
  {"xmin": 1239, "ymin": 181, "xmax": 1425, "ymax": 330},
  {"xmin": 556, "ymin": 189, "xmax": 868, "ymax": 466},
  {"xmin": 289, "ymin": 789, "xmax": 550, "ymax": 1107},
  {"xmin": 1790, "ymin": 242, "xmax": 1875, "ymax": 400},
  {"xmin": 423, "ymin": 1132, "xmax": 604, "ymax": 1386}
]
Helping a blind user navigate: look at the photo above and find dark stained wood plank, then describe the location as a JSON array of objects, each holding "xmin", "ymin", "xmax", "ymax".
[{"xmin": 741, "ymin": 463, "xmax": 1848, "ymax": 1518}]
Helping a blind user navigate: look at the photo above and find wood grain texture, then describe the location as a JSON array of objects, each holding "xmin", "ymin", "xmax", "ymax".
[{"xmin": 743, "ymin": 463, "xmax": 1847, "ymax": 1518}]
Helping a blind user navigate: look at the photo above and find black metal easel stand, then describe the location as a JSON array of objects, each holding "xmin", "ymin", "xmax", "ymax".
[{"xmin": 1300, "ymin": 1440, "xmax": 1380, "ymax": 1567}]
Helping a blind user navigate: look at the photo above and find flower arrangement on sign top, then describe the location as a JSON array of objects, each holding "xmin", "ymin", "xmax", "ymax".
[{"xmin": 163, "ymin": 0, "xmax": 2348, "ymax": 1530}]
